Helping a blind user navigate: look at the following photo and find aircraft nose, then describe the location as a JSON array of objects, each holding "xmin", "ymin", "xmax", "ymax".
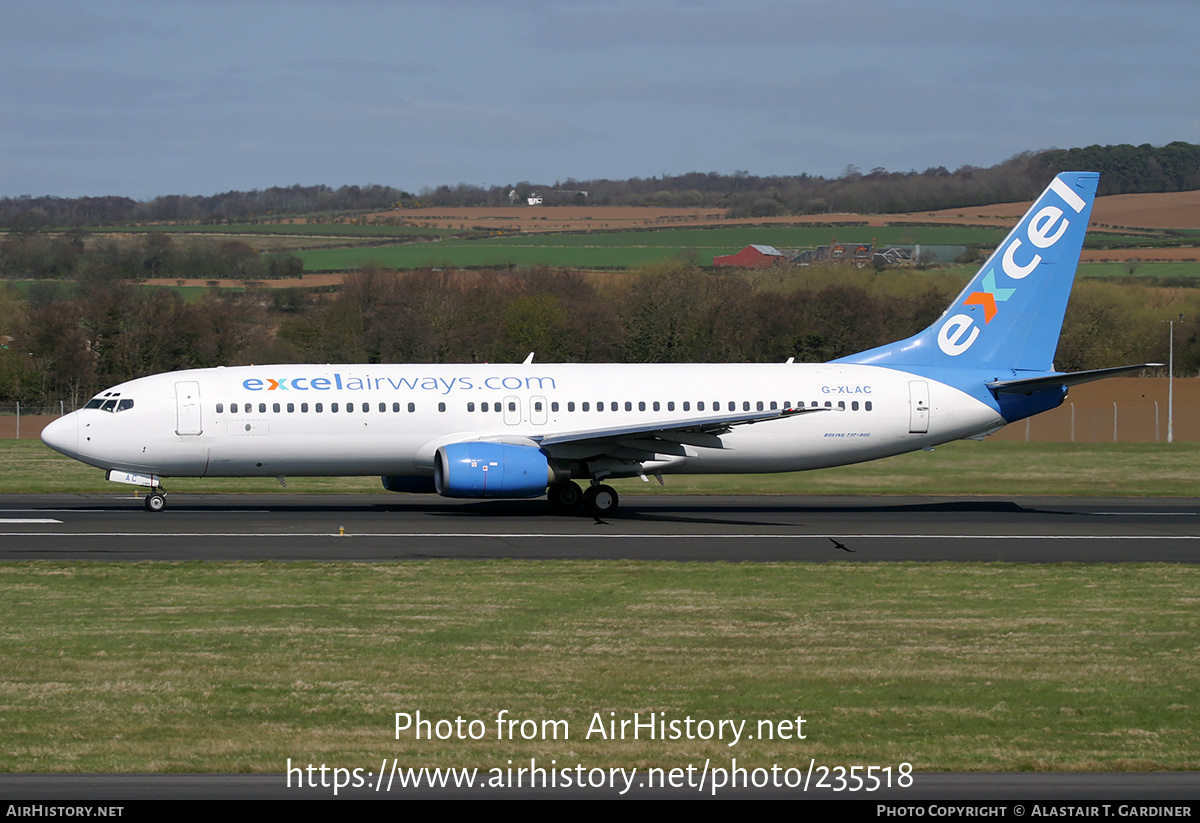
[{"xmin": 41, "ymin": 413, "xmax": 79, "ymax": 457}]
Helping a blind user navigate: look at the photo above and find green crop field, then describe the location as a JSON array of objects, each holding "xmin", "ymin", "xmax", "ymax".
[{"xmin": 295, "ymin": 225, "xmax": 1012, "ymax": 271}]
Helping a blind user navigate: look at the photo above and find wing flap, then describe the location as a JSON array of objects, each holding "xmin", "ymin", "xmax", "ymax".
[{"xmin": 532, "ymin": 406, "xmax": 825, "ymax": 449}]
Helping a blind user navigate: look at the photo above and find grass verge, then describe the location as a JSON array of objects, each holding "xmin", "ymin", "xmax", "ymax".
[
  {"xmin": 1, "ymin": 561, "xmax": 1196, "ymax": 773},
  {"xmin": 3, "ymin": 440, "xmax": 1197, "ymax": 497}
]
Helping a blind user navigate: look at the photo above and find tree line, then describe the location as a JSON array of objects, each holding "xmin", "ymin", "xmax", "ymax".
[
  {"xmin": 0, "ymin": 231, "xmax": 303, "ymax": 283},
  {"xmin": 2, "ymin": 263, "xmax": 1195, "ymax": 408},
  {"xmin": 4, "ymin": 143, "xmax": 1199, "ymax": 228}
]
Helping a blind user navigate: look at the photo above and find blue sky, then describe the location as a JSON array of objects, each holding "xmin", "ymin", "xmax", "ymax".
[{"xmin": 2, "ymin": 0, "xmax": 1197, "ymax": 200}]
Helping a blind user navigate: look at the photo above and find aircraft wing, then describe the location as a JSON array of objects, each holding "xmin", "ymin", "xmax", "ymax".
[{"xmin": 530, "ymin": 405, "xmax": 826, "ymax": 450}]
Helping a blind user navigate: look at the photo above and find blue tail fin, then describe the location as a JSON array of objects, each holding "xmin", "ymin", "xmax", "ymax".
[{"xmin": 835, "ymin": 172, "xmax": 1099, "ymax": 376}]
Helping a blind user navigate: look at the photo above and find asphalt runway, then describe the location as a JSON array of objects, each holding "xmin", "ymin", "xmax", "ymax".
[{"xmin": 1, "ymin": 493, "xmax": 1197, "ymax": 562}]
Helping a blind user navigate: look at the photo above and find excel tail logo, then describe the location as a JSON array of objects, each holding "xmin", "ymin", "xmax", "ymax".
[
  {"xmin": 962, "ymin": 271, "xmax": 1015, "ymax": 324},
  {"xmin": 937, "ymin": 176, "xmax": 1088, "ymax": 357}
]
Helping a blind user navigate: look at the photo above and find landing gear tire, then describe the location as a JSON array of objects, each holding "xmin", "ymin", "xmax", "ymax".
[
  {"xmin": 583, "ymin": 484, "xmax": 619, "ymax": 517},
  {"xmin": 548, "ymin": 481, "xmax": 584, "ymax": 513},
  {"xmin": 145, "ymin": 492, "xmax": 166, "ymax": 513}
]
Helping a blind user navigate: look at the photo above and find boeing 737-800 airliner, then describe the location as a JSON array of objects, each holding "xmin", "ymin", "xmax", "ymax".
[{"xmin": 41, "ymin": 172, "xmax": 1155, "ymax": 515}]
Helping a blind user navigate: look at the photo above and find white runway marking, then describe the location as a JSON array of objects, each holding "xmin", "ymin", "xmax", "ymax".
[
  {"xmin": 0, "ymin": 519, "xmax": 63, "ymax": 524},
  {"xmin": 1, "ymin": 532, "xmax": 1198, "ymax": 540}
]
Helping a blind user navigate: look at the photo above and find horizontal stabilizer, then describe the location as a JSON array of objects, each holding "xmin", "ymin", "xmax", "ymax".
[{"xmin": 987, "ymin": 363, "xmax": 1163, "ymax": 394}]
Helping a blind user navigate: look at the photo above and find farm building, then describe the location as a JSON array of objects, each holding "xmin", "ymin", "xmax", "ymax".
[{"xmin": 712, "ymin": 244, "xmax": 787, "ymax": 267}]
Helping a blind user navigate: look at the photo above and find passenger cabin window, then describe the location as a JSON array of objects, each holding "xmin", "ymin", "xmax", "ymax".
[{"xmin": 216, "ymin": 403, "xmax": 224, "ymax": 414}]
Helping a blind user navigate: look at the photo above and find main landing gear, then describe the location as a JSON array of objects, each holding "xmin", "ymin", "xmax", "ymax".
[
  {"xmin": 548, "ymin": 480, "xmax": 584, "ymax": 513},
  {"xmin": 548, "ymin": 480, "xmax": 619, "ymax": 517},
  {"xmin": 144, "ymin": 490, "xmax": 166, "ymax": 512},
  {"xmin": 583, "ymin": 483, "xmax": 619, "ymax": 517}
]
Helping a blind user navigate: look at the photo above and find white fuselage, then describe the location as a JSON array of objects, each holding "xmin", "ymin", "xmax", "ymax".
[{"xmin": 42, "ymin": 362, "xmax": 1005, "ymax": 482}]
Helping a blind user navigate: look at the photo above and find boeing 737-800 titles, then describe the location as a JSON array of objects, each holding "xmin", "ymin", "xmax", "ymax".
[{"xmin": 41, "ymin": 172, "xmax": 1155, "ymax": 515}]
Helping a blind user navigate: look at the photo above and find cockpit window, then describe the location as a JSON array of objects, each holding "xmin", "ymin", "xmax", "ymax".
[{"xmin": 86, "ymin": 394, "xmax": 133, "ymax": 413}]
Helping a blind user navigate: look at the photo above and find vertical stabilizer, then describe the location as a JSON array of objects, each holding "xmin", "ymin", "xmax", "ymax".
[{"xmin": 835, "ymin": 172, "xmax": 1099, "ymax": 375}]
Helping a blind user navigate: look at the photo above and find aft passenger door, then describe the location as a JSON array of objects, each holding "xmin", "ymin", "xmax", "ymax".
[{"xmin": 908, "ymin": 380, "xmax": 929, "ymax": 434}]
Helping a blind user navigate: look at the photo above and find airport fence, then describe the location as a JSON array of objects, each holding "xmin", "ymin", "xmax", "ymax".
[{"xmin": 0, "ymin": 403, "xmax": 74, "ymax": 440}]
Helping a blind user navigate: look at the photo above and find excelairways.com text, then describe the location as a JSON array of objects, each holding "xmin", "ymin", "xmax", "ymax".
[
  {"xmin": 287, "ymin": 757, "xmax": 914, "ymax": 796},
  {"xmin": 243, "ymin": 374, "xmax": 556, "ymax": 395}
]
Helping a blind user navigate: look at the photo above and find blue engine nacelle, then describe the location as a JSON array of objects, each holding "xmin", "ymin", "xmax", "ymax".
[{"xmin": 434, "ymin": 442, "xmax": 552, "ymax": 499}]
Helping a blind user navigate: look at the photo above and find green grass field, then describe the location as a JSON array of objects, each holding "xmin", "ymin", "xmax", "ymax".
[
  {"xmin": 294, "ymin": 225, "xmax": 1012, "ymax": 270},
  {"xmin": 1, "ymin": 561, "xmax": 1196, "ymax": 773}
]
